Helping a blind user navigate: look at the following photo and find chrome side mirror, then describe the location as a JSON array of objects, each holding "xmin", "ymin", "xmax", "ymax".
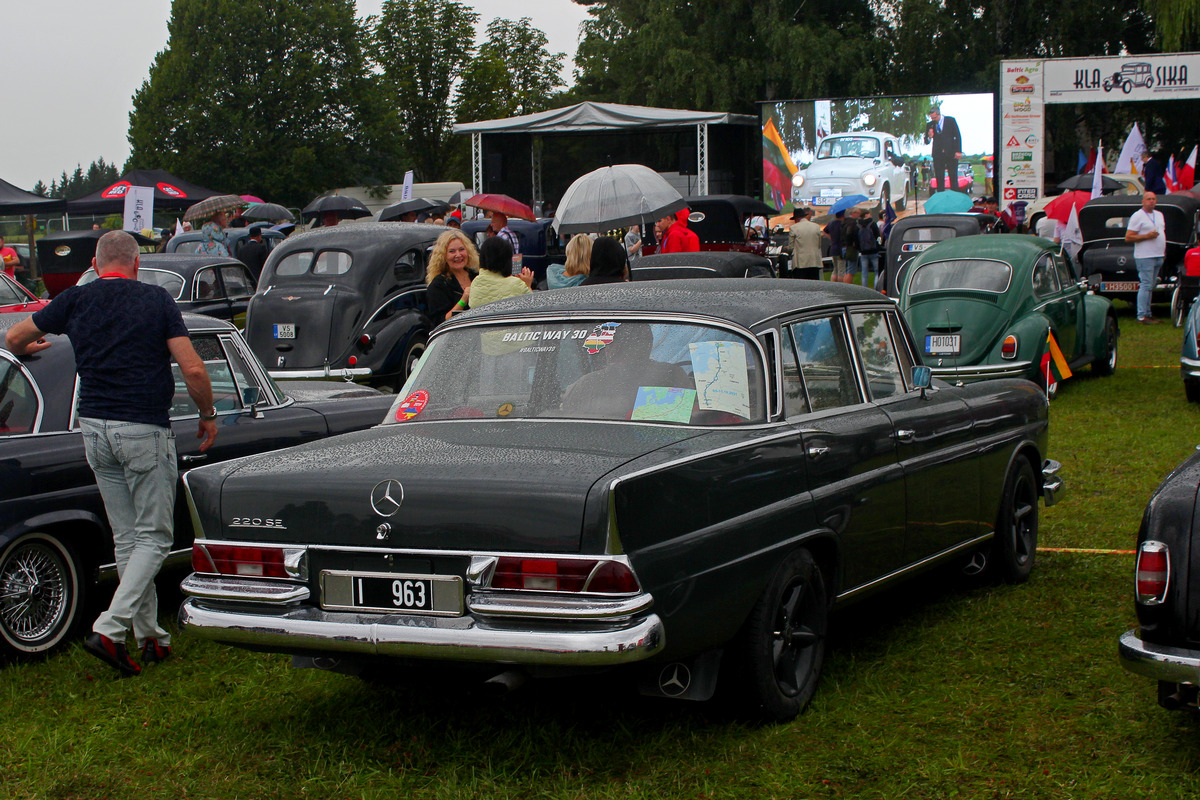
[{"xmin": 242, "ymin": 386, "xmax": 263, "ymax": 417}]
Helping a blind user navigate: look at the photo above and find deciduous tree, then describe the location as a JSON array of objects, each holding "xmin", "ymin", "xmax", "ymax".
[
  {"xmin": 455, "ymin": 18, "xmax": 565, "ymax": 123},
  {"xmin": 370, "ymin": 0, "xmax": 478, "ymax": 181},
  {"xmin": 127, "ymin": 0, "xmax": 401, "ymax": 207}
]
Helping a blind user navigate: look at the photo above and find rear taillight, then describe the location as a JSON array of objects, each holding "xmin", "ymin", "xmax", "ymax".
[
  {"xmin": 1001, "ymin": 335, "xmax": 1018, "ymax": 359},
  {"xmin": 192, "ymin": 543, "xmax": 290, "ymax": 578},
  {"xmin": 491, "ymin": 557, "xmax": 640, "ymax": 594},
  {"xmin": 358, "ymin": 333, "xmax": 375, "ymax": 352},
  {"xmin": 348, "ymin": 355, "xmax": 358, "ymax": 366},
  {"xmin": 1135, "ymin": 541, "xmax": 1170, "ymax": 605}
]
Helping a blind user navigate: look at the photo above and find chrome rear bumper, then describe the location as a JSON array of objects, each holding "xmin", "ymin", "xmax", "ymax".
[
  {"xmin": 179, "ymin": 579, "xmax": 665, "ymax": 667},
  {"xmin": 1119, "ymin": 629, "xmax": 1200, "ymax": 685},
  {"xmin": 930, "ymin": 361, "xmax": 1032, "ymax": 383},
  {"xmin": 1041, "ymin": 459, "xmax": 1065, "ymax": 507},
  {"xmin": 268, "ymin": 366, "xmax": 371, "ymax": 380}
]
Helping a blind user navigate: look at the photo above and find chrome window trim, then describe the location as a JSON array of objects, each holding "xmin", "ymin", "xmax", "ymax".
[
  {"xmin": 363, "ymin": 285, "xmax": 428, "ymax": 330},
  {"xmin": 219, "ymin": 264, "xmax": 256, "ymax": 300},
  {"xmin": 191, "ymin": 267, "xmax": 223, "ymax": 302},
  {"xmin": 836, "ymin": 532, "xmax": 995, "ymax": 603},
  {"xmin": 848, "ymin": 307, "xmax": 911, "ymax": 399},
  {"xmin": 757, "ymin": 327, "xmax": 783, "ymax": 420},
  {"xmin": 221, "ymin": 331, "xmax": 287, "ymax": 407},
  {"xmin": 0, "ymin": 349, "xmax": 45, "ymax": 434}
]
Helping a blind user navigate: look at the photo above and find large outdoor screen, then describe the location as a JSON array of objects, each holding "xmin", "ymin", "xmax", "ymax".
[{"xmin": 760, "ymin": 93, "xmax": 996, "ymax": 211}]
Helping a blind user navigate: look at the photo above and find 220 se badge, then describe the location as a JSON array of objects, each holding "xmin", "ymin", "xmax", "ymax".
[{"xmin": 179, "ymin": 280, "xmax": 1063, "ymax": 722}]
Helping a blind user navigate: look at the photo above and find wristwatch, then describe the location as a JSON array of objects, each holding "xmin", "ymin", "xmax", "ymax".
[{"xmin": 199, "ymin": 408, "xmax": 218, "ymax": 421}]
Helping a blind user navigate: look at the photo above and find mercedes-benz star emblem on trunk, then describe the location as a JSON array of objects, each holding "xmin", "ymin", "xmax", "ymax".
[{"xmin": 370, "ymin": 480, "xmax": 404, "ymax": 517}]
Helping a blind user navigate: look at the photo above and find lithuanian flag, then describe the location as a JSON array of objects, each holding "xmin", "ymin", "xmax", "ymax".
[
  {"xmin": 1040, "ymin": 330, "xmax": 1073, "ymax": 388},
  {"xmin": 762, "ymin": 117, "xmax": 798, "ymax": 212}
]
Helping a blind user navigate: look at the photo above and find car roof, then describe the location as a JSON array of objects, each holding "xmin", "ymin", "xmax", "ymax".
[
  {"xmin": 1082, "ymin": 194, "xmax": 1200, "ymax": 213},
  {"xmin": 445, "ymin": 278, "xmax": 883, "ymax": 330},
  {"xmin": 633, "ymin": 252, "xmax": 772, "ymax": 277},
  {"xmin": 0, "ymin": 309, "xmax": 234, "ymax": 341},
  {"xmin": 910, "ymin": 233, "xmax": 1053, "ymax": 264},
  {"xmin": 822, "ymin": 131, "xmax": 893, "ymax": 139},
  {"xmin": 138, "ymin": 253, "xmax": 246, "ymax": 274},
  {"xmin": 277, "ymin": 221, "xmax": 442, "ymax": 250}
]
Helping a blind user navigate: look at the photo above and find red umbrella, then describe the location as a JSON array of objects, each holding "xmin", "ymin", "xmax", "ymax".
[
  {"xmin": 464, "ymin": 193, "xmax": 535, "ymax": 222},
  {"xmin": 1044, "ymin": 190, "xmax": 1090, "ymax": 223}
]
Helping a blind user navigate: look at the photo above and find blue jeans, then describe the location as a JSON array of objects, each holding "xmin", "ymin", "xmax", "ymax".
[
  {"xmin": 1135, "ymin": 256, "xmax": 1163, "ymax": 319},
  {"xmin": 859, "ymin": 252, "xmax": 880, "ymax": 289},
  {"xmin": 80, "ymin": 418, "xmax": 177, "ymax": 647}
]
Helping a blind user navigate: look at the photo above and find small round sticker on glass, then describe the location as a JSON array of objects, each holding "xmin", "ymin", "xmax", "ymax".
[
  {"xmin": 497, "ymin": 402, "xmax": 514, "ymax": 417},
  {"xmin": 395, "ymin": 390, "xmax": 429, "ymax": 421}
]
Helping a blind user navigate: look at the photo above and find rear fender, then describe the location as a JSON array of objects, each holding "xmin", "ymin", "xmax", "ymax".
[
  {"xmin": 0, "ymin": 510, "xmax": 110, "ymax": 576},
  {"xmin": 995, "ymin": 312, "xmax": 1053, "ymax": 368},
  {"xmin": 1083, "ymin": 296, "xmax": 1117, "ymax": 359}
]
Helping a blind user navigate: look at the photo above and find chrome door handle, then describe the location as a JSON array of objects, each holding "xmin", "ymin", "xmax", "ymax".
[
  {"xmin": 806, "ymin": 445, "xmax": 830, "ymax": 459},
  {"xmin": 181, "ymin": 454, "xmax": 208, "ymax": 464},
  {"xmin": 894, "ymin": 429, "xmax": 916, "ymax": 443}
]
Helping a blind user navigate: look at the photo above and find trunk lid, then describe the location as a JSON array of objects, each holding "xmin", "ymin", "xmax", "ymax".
[
  {"xmin": 246, "ymin": 284, "xmax": 364, "ymax": 370},
  {"xmin": 207, "ymin": 421, "xmax": 704, "ymax": 554},
  {"xmin": 904, "ymin": 294, "xmax": 1011, "ymax": 365}
]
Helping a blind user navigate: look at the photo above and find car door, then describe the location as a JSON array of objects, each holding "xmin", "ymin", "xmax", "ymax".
[
  {"xmin": 1051, "ymin": 252, "xmax": 1084, "ymax": 360},
  {"xmin": 781, "ymin": 310, "xmax": 906, "ymax": 592},
  {"xmin": 852, "ymin": 308, "xmax": 982, "ymax": 564},
  {"xmin": 217, "ymin": 264, "xmax": 256, "ymax": 328},
  {"xmin": 1033, "ymin": 253, "xmax": 1078, "ymax": 360},
  {"xmin": 190, "ymin": 266, "xmax": 234, "ymax": 321}
]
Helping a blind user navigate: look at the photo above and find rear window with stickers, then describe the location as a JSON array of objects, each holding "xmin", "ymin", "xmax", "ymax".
[{"xmin": 383, "ymin": 320, "xmax": 766, "ymax": 425}]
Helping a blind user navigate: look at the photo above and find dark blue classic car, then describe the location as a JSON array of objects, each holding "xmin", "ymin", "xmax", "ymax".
[
  {"xmin": 0, "ymin": 314, "xmax": 392, "ymax": 659},
  {"xmin": 179, "ymin": 280, "xmax": 1063, "ymax": 721},
  {"xmin": 78, "ymin": 254, "xmax": 257, "ymax": 326},
  {"xmin": 245, "ymin": 223, "xmax": 440, "ymax": 389},
  {"xmin": 1119, "ymin": 450, "xmax": 1200, "ymax": 711}
]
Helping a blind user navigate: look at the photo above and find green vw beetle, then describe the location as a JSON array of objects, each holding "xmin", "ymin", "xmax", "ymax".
[{"xmin": 898, "ymin": 235, "xmax": 1118, "ymax": 396}]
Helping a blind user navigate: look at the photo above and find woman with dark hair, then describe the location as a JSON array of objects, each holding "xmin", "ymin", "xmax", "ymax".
[
  {"xmin": 580, "ymin": 236, "xmax": 629, "ymax": 285},
  {"xmin": 468, "ymin": 236, "xmax": 534, "ymax": 308}
]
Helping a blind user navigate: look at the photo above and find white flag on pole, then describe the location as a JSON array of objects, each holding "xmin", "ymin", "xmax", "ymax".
[
  {"xmin": 401, "ymin": 170, "xmax": 414, "ymax": 201},
  {"xmin": 1091, "ymin": 142, "xmax": 1104, "ymax": 199},
  {"xmin": 123, "ymin": 186, "xmax": 154, "ymax": 233},
  {"xmin": 1115, "ymin": 123, "xmax": 1146, "ymax": 176},
  {"xmin": 1061, "ymin": 204, "xmax": 1084, "ymax": 263},
  {"xmin": 174, "ymin": 218, "xmax": 184, "ymax": 237}
]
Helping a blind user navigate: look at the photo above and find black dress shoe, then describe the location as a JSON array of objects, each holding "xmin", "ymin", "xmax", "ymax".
[
  {"xmin": 141, "ymin": 638, "xmax": 171, "ymax": 665},
  {"xmin": 83, "ymin": 632, "xmax": 141, "ymax": 677}
]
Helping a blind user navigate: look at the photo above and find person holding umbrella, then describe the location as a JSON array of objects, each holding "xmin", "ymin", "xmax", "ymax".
[{"xmin": 199, "ymin": 210, "xmax": 231, "ymax": 257}]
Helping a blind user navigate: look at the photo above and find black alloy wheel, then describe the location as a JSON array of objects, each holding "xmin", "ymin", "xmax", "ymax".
[
  {"xmin": 993, "ymin": 457, "xmax": 1038, "ymax": 584},
  {"xmin": 0, "ymin": 532, "xmax": 85, "ymax": 657},
  {"xmin": 731, "ymin": 548, "xmax": 829, "ymax": 722}
]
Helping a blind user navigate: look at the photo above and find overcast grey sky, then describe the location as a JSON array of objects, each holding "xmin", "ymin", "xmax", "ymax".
[{"xmin": 2, "ymin": 0, "xmax": 589, "ymax": 193}]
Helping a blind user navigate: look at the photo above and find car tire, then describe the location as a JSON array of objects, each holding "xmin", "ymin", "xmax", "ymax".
[
  {"xmin": 992, "ymin": 456, "xmax": 1038, "ymax": 584},
  {"xmin": 895, "ymin": 184, "xmax": 907, "ymax": 211},
  {"xmin": 1093, "ymin": 316, "xmax": 1118, "ymax": 376},
  {"xmin": 402, "ymin": 334, "xmax": 427, "ymax": 381},
  {"xmin": 1185, "ymin": 380, "xmax": 1200, "ymax": 404},
  {"xmin": 728, "ymin": 548, "xmax": 828, "ymax": 722},
  {"xmin": 0, "ymin": 531, "xmax": 86, "ymax": 658}
]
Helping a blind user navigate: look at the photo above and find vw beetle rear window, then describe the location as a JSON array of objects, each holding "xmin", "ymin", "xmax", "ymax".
[
  {"xmin": 385, "ymin": 320, "xmax": 766, "ymax": 425},
  {"xmin": 907, "ymin": 259, "xmax": 1012, "ymax": 295}
]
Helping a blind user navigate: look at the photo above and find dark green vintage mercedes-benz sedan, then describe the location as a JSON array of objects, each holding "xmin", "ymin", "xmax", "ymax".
[{"xmin": 178, "ymin": 279, "xmax": 1063, "ymax": 721}]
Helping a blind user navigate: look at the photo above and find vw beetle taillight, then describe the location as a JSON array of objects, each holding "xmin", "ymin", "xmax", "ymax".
[
  {"xmin": 1135, "ymin": 541, "xmax": 1170, "ymax": 605},
  {"xmin": 1001, "ymin": 335, "xmax": 1018, "ymax": 359}
]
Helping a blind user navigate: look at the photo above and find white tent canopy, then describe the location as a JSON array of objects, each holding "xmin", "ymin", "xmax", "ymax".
[{"xmin": 452, "ymin": 101, "xmax": 757, "ymax": 202}]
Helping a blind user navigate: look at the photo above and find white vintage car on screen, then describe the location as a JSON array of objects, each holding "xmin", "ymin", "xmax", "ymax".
[{"xmin": 791, "ymin": 131, "xmax": 910, "ymax": 210}]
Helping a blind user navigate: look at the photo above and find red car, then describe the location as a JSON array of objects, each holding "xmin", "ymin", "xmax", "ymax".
[
  {"xmin": 929, "ymin": 164, "xmax": 975, "ymax": 193},
  {"xmin": 0, "ymin": 272, "xmax": 47, "ymax": 314}
]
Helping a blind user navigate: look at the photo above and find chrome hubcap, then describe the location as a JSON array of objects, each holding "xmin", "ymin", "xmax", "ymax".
[{"xmin": 0, "ymin": 543, "xmax": 66, "ymax": 641}]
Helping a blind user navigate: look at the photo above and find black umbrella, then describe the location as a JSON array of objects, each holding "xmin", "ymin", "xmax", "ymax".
[
  {"xmin": 1057, "ymin": 174, "xmax": 1123, "ymax": 192},
  {"xmin": 449, "ymin": 188, "xmax": 476, "ymax": 205},
  {"xmin": 300, "ymin": 194, "xmax": 371, "ymax": 221},
  {"xmin": 243, "ymin": 202, "xmax": 295, "ymax": 222},
  {"xmin": 378, "ymin": 198, "xmax": 449, "ymax": 222}
]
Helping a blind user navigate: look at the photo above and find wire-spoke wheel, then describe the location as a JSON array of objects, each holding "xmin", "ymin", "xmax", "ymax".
[
  {"xmin": 993, "ymin": 457, "xmax": 1038, "ymax": 584},
  {"xmin": 729, "ymin": 549, "xmax": 828, "ymax": 721},
  {"xmin": 0, "ymin": 532, "xmax": 85, "ymax": 657}
]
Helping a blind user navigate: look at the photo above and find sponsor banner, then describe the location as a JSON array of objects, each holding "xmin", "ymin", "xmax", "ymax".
[
  {"xmin": 123, "ymin": 186, "xmax": 154, "ymax": 233},
  {"xmin": 1000, "ymin": 60, "xmax": 1045, "ymax": 204},
  {"xmin": 1044, "ymin": 52, "xmax": 1200, "ymax": 104}
]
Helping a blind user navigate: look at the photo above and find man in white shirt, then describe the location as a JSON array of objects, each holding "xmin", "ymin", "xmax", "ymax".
[{"xmin": 1125, "ymin": 191, "xmax": 1167, "ymax": 324}]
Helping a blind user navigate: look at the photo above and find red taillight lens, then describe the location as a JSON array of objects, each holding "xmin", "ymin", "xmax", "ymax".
[
  {"xmin": 491, "ymin": 557, "xmax": 640, "ymax": 594},
  {"xmin": 348, "ymin": 355, "xmax": 358, "ymax": 366},
  {"xmin": 1136, "ymin": 541, "xmax": 1170, "ymax": 604},
  {"xmin": 1001, "ymin": 335, "xmax": 1018, "ymax": 359},
  {"xmin": 193, "ymin": 543, "xmax": 289, "ymax": 578},
  {"xmin": 358, "ymin": 333, "xmax": 374, "ymax": 351}
]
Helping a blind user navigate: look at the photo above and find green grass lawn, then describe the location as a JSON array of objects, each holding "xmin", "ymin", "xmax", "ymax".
[{"xmin": 4, "ymin": 303, "xmax": 1200, "ymax": 799}]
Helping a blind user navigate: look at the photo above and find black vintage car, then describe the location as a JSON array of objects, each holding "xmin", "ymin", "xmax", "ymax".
[
  {"xmin": 884, "ymin": 213, "xmax": 997, "ymax": 297},
  {"xmin": 631, "ymin": 251, "xmax": 775, "ymax": 280},
  {"xmin": 35, "ymin": 230, "xmax": 157, "ymax": 298},
  {"xmin": 245, "ymin": 223, "xmax": 440, "ymax": 388},
  {"xmin": 461, "ymin": 218, "xmax": 560, "ymax": 285},
  {"xmin": 166, "ymin": 225, "xmax": 285, "ymax": 268},
  {"xmin": 179, "ymin": 280, "xmax": 1063, "ymax": 721},
  {"xmin": 0, "ymin": 314, "xmax": 393, "ymax": 659},
  {"xmin": 1119, "ymin": 449, "xmax": 1200, "ymax": 711},
  {"xmin": 78, "ymin": 254, "xmax": 257, "ymax": 326},
  {"xmin": 1078, "ymin": 194, "xmax": 1200, "ymax": 324}
]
